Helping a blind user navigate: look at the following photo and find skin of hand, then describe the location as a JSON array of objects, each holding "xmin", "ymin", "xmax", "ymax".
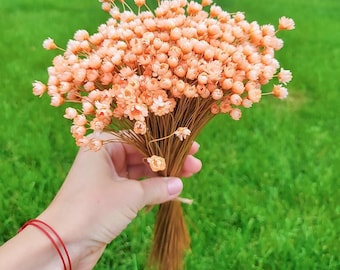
[{"xmin": 32, "ymin": 133, "xmax": 202, "ymax": 269}]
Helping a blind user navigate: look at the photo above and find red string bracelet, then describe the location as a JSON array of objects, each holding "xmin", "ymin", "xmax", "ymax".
[{"xmin": 18, "ymin": 219, "xmax": 72, "ymax": 270}]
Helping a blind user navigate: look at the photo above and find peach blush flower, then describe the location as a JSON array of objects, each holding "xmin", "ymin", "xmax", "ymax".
[
  {"xmin": 201, "ymin": 0, "xmax": 212, "ymax": 7},
  {"xmin": 74, "ymin": 30, "xmax": 89, "ymax": 41},
  {"xmin": 32, "ymin": 81, "xmax": 47, "ymax": 96},
  {"xmin": 134, "ymin": 0, "xmax": 146, "ymax": 7},
  {"xmin": 242, "ymin": 98, "xmax": 253, "ymax": 108},
  {"xmin": 75, "ymin": 136, "xmax": 90, "ymax": 147},
  {"xmin": 230, "ymin": 94, "xmax": 242, "ymax": 106},
  {"xmin": 174, "ymin": 127, "xmax": 191, "ymax": 141},
  {"xmin": 210, "ymin": 103, "xmax": 220, "ymax": 114},
  {"xmin": 278, "ymin": 16, "xmax": 295, "ymax": 30},
  {"xmin": 42, "ymin": 38, "xmax": 57, "ymax": 50},
  {"xmin": 220, "ymin": 100, "xmax": 232, "ymax": 113},
  {"xmin": 272, "ymin": 84, "xmax": 288, "ymax": 99},
  {"xmin": 125, "ymin": 103, "xmax": 148, "ymax": 121},
  {"xmin": 71, "ymin": 125, "xmax": 87, "ymax": 138},
  {"xmin": 150, "ymin": 97, "xmax": 176, "ymax": 116},
  {"xmin": 82, "ymin": 101, "xmax": 95, "ymax": 114},
  {"xmin": 101, "ymin": 2, "xmax": 111, "ymax": 12},
  {"xmin": 277, "ymin": 68, "xmax": 292, "ymax": 84},
  {"xmin": 230, "ymin": 108, "xmax": 242, "ymax": 120},
  {"xmin": 50, "ymin": 94, "xmax": 64, "ymax": 107},
  {"xmin": 73, "ymin": 114, "xmax": 87, "ymax": 126},
  {"xmin": 64, "ymin": 107, "xmax": 78, "ymax": 119},
  {"xmin": 90, "ymin": 118, "xmax": 106, "ymax": 132},
  {"xmin": 134, "ymin": 120, "xmax": 147, "ymax": 135},
  {"xmin": 89, "ymin": 138, "xmax": 103, "ymax": 151},
  {"xmin": 147, "ymin": 155, "xmax": 166, "ymax": 172},
  {"xmin": 248, "ymin": 88, "xmax": 262, "ymax": 103}
]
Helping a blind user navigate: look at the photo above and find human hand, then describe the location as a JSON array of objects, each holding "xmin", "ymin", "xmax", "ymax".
[{"xmin": 38, "ymin": 133, "xmax": 202, "ymax": 269}]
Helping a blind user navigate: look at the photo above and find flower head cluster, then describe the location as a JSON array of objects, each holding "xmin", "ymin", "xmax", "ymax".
[{"xmin": 33, "ymin": 0, "xmax": 294, "ymax": 170}]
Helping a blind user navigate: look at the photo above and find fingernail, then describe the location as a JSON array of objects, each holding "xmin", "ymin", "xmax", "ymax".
[{"xmin": 167, "ymin": 178, "xmax": 183, "ymax": 195}]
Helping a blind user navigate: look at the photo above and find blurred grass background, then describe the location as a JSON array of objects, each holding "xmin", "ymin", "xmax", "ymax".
[{"xmin": 0, "ymin": 0, "xmax": 339, "ymax": 269}]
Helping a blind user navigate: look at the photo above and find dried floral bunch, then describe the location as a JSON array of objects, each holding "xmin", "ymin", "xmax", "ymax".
[{"xmin": 33, "ymin": 0, "xmax": 294, "ymax": 269}]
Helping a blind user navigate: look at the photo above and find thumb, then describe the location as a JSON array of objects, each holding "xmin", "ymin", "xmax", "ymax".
[{"xmin": 139, "ymin": 177, "xmax": 183, "ymax": 206}]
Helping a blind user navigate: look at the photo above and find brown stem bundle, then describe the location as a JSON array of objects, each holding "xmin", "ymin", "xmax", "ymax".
[
  {"xmin": 150, "ymin": 200, "xmax": 189, "ymax": 270},
  {"xmin": 120, "ymin": 97, "xmax": 215, "ymax": 270}
]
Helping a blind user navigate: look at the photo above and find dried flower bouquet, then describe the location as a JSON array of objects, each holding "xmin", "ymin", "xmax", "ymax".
[{"xmin": 33, "ymin": 0, "xmax": 294, "ymax": 269}]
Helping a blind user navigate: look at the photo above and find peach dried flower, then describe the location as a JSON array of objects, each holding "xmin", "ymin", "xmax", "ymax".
[
  {"xmin": 201, "ymin": 0, "xmax": 212, "ymax": 7},
  {"xmin": 134, "ymin": 120, "xmax": 147, "ymax": 135},
  {"xmin": 50, "ymin": 94, "xmax": 64, "ymax": 107},
  {"xmin": 125, "ymin": 103, "xmax": 148, "ymax": 121},
  {"xmin": 277, "ymin": 68, "xmax": 293, "ymax": 84},
  {"xmin": 147, "ymin": 155, "xmax": 166, "ymax": 172},
  {"xmin": 73, "ymin": 115, "xmax": 87, "ymax": 126},
  {"xmin": 272, "ymin": 84, "xmax": 288, "ymax": 99},
  {"xmin": 89, "ymin": 138, "xmax": 104, "ymax": 151},
  {"xmin": 64, "ymin": 107, "xmax": 78, "ymax": 119},
  {"xmin": 71, "ymin": 125, "xmax": 87, "ymax": 138},
  {"xmin": 230, "ymin": 94, "xmax": 242, "ymax": 106},
  {"xmin": 42, "ymin": 38, "xmax": 57, "ymax": 50},
  {"xmin": 229, "ymin": 108, "xmax": 242, "ymax": 120},
  {"xmin": 174, "ymin": 127, "xmax": 191, "ymax": 141},
  {"xmin": 278, "ymin": 16, "xmax": 295, "ymax": 30},
  {"xmin": 32, "ymin": 81, "xmax": 47, "ymax": 96},
  {"xmin": 134, "ymin": 0, "xmax": 146, "ymax": 7},
  {"xmin": 74, "ymin": 29, "xmax": 89, "ymax": 41},
  {"xmin": 248, "ymin": 88, "xmax": 262, "ymax": 103}
]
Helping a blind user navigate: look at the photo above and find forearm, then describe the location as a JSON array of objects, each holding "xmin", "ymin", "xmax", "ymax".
[
  {"xmin": 0, "ymin": 226, "xmax": 63, "ymax": 269},
  {"xmin": 0, "ymin": 211, "xmax": 105, "ymax": 270}
]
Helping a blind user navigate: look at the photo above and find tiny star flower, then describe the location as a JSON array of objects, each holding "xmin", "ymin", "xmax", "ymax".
[
  {"xmin": 147, "ymin": 155, "xmax": 166, "ymax": 172},
  {"xmin": 50, "ymin": 94, "xmax": 64, "ymax": 107},
  {"xmin": 90, "ymin": 118, "xmax": 105, "ymax": 132},
  {"xmin": 89, "ymin": 138, "xmax": 104, "ymax": 151},
  {"xmin": 75, "ymin": 136, "xmax": 90, "ymax": 147},
  {"xmin": 70, "ymin": 125, "xmax": 87, "ymax": 138},
  {"xmin": 125, "ymin": 103, "xmax": 148, "ymax": 121},
  {"xmin": 210, "ymin": 103, "xmax": 220, "ymax": 114},
  {"xmin": 101, "ymin": 2, "xmax": 111, "ymax": 12},
  {"xmin": 42, "ymin": 37, "xmax": 57, "ymax": 50},
  {"xmin": 277, "ymin": 68, "xmax": 293, "ymax": 84},
  {"xmin": 272, "ymin": 84, "xmax": 288, "ymax": 99},
  {"xmin": 64, "ymin": 107, "xmax": 78, "ymax": 119},
  {"xmin": 150, "ymin": 96, "xmax": 176, "ymax": 116},
  {"xmin": 32, "ymin": 81, "xmax": 47, "ymax": 96},
  {"xmin": 248, "ymin": 88, "xmax": 262, "ymax": 103},
  {"xmin": 278, "ymin": 16, "xmax": 295, "ymax": 30},
  {"xmin": 134, "ymin": 0, "xmax": 146, "ymax": 7},
  {"xmin": 174, "ymin": 127, "xmax": 191, "ymax": 141},
  {"xmin": 201, "ymin": 0, "xmax": 212, "ymax": 7},
  {"xmin": 134, "ymin": 120, "xmax": 147, "ymax": 135},
  {"xmin": 73, "ymin": 114, "xmax": 87, "ymax": 126},
  {"xmin": 230, "ymin": 94, "xmax": 242, "ymax": 106},
  {"xmin": 230, "ymin": 108, "xmax": 242, "ymax": 120},
  {"xmin": 74, "ymin": 29, "xmax": 90, "ymax": 41}
]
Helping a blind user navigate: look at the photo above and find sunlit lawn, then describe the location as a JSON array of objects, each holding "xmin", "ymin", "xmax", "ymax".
[{"xmin": 0, "ymin": 0, "xmax": 339, "ymax": 269}]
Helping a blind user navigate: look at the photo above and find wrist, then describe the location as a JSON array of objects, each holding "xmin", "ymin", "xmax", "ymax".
[
  {"xmin": 37, "ymin": 205, "xmax": 106, "ymax": 269},
  {"xmin": 19, "ymin": 219, "xmax": 72, "ymax": 270}
]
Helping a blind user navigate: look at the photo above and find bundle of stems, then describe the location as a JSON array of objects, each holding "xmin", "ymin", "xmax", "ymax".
[{"xmin": 122, "ymin": 97, "xmax": 215, "ymax": 270}]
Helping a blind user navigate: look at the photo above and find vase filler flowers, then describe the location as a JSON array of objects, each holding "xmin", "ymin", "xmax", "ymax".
[{"xmin": 33, "ymin": 0, "xmax": 294, "ymax": 269}]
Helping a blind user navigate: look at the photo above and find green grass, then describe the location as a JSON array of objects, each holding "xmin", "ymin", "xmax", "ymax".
[{"xmin": 0, "ymin": 0, "xmax": 339, "ymax": 269}]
